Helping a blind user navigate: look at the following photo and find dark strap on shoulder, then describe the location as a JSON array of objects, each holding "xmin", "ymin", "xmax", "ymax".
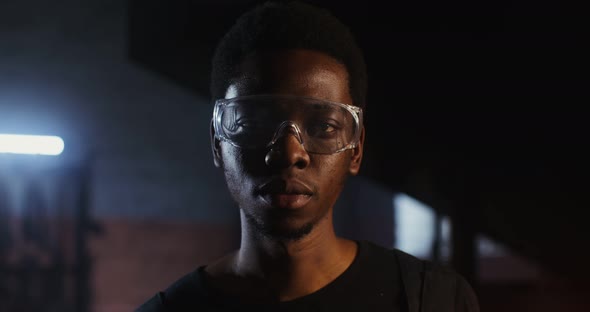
[
  {"xmin": 393, "ymin": 249, "xmax": 425, "ymax": 312},
  {"xmin": 135, "ymin": 268, "xmax": 208, "ymax": 312},
  {"xmin": 421, "ymin": 268, "xmax": 457, "ymax": 312},
  {"xmin": 135, "ymin": 292, "xmax": 166, "ymax": 312},
  {"xmin": 393, "ymin": 249, "xmax": 480, "ymax": 312}
]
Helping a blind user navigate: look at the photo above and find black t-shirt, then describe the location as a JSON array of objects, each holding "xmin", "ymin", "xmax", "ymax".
[{"xmin": 139, "ymin": 240, "xmax": 406, "ymax": 311}]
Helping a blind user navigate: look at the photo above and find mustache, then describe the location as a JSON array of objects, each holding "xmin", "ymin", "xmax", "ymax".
[{"xmin": 256, "ymin": 178, "xmax": 315, "ymax": 195}]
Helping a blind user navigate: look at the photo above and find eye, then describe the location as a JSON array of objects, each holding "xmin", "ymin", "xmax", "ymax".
[
  {"xmin": 235, "ymin": 119, "xmax": 271, "ymax": 133},
  {"xmin": 317, "ymin": 123, "xmax": 336, "ymax": 133},
  {"xmin": 223, "ymin": 118, "xmax": 253, "ymax": 134},
  {"xmin": 307, "ymin": 121, "xmax": 340, "ymax": 137},
  {"xmin": 236, "ymin": 119, "xmax": 254, "ymax": 128}
]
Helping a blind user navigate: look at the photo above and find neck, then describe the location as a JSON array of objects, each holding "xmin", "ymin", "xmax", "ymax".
[{"xmin": 233, "ymin": 210, "xmax": 357, "ymax": 301}]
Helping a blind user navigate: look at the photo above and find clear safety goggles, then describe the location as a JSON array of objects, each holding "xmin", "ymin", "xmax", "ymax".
[{"xmin": 213, "ymin": 95, "xmax": 363, "ymax": 154}]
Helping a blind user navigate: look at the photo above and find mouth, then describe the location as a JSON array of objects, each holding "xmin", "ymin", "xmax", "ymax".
[
  {"xmin": 257, "ymin": 179, "xmax": 314, "ymax": 209},
  {"xmin": 261, "ymin": 193, "xmax": 312, "ymax": 209}
]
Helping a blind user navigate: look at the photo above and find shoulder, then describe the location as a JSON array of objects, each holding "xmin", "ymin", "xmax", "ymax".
[
  {"xmin": 385, "ymin": 246, "xmax": 480, "ymax": 312},
  {"xmin": 135, "ymin": 292, "xmax": 166, "ymax": 312},
  {"xmin": 420, "ymin": 263, "xmax": 480, "ymax": 312},
  {"xmin": 135, "ymin": 267, "xmax": 209, "ymax": 312}
]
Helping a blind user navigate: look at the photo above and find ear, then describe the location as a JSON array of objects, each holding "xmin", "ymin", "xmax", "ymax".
[
  {"xmin": 210, "ymin": 120, "xmax": 223, "ymax": 168},
  {"xmin": 348, "ymin": 126, "xmax": 365, "ymax": 176}
]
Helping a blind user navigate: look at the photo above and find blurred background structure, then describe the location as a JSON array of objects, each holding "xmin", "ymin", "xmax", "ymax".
[{"xmin": 1, "ymin": 0, "xmax": 589, "ymax": 311}]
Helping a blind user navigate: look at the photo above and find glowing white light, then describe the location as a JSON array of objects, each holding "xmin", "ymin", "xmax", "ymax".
[
  {"xmin": 393, "ymin": 193, "xmax": 452, "ymax": 261},
  {"xmin": 0, "ymin": 134, "xmax": 64, "ymax": 155},
  {"xmin": 394, "ymin": 193, "xmax": 435, "ymax": 258}
]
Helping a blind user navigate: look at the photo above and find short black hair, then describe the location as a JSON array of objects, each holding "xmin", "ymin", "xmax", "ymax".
[{"xmin": 210, "ymin": 0, "xmax": 367, "ymax": 109}]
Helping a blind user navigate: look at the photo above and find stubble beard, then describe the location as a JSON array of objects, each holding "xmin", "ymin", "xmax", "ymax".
[{"xmin": 243, "ymin": 210, "xmax": 316, "ymax": 241}]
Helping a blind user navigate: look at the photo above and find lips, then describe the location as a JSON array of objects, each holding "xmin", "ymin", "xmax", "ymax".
[
  {"xmin": 264, "ymin": 193, "xmax": 312, "ymax": 209},
  {"xmin": 257, "ymin": 179, "xmax": 314, "ymax": 209}
]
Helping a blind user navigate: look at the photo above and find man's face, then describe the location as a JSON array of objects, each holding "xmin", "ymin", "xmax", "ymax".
[{"xmin": 212, "ymin": 49, "xmax": 364, "ymax": 240}]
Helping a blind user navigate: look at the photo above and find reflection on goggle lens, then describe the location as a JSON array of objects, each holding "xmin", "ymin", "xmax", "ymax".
[{"xmin": 213, "ymin": 95, "xmax": 363, "ymax": 154}]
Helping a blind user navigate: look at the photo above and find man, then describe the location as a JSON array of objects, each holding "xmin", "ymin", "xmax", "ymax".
[{"xmin": 137, "ymin": 1, "xmax": 480, "ymax": 311}]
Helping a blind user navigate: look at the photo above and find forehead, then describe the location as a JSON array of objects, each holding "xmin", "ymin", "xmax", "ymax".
[{"xmin": 225, "ymin": 49, "xmax": 352, "ymax": 105}]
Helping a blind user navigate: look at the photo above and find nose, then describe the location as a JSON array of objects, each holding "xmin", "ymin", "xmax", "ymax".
[{"xmin": 265, "ymin": 122, "xmax": 310, "ymax": 169}]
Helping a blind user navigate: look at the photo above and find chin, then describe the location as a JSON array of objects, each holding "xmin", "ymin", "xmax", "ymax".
[
  {"xmin": 266, "ymin": 222, "xmax": 315, "ymax": 241},
  {"xmin": 245, "ymin": 211, "xmax": 316, "ymax": 241}
]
